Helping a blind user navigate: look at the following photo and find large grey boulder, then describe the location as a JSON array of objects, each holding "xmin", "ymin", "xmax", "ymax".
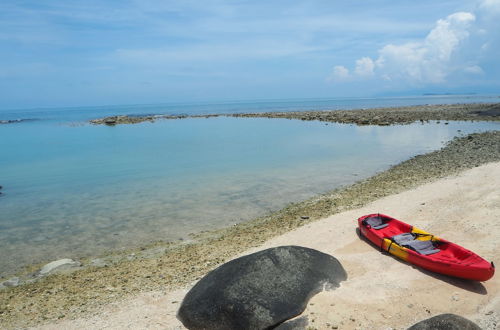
[
  {"xmin": 408, "ymin": 314, "xmax": 481, "ymax": 330},
  {"xmin": 178, "ymin": 245, "xmax": 347, "ymax": 330}
]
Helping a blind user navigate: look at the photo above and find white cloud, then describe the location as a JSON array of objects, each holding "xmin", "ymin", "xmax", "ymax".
[
  {"xmin": 354, "ymin": 57, "xmax": 375, "ymax": 77},
  {"xmin": 464, "ymin": 65, "xmax": 484, "ymax": 74},
  {"xmin": 377, "ymin": 12, "xmax": 474, "ymax": 84},
  {"xmin": 329, "ymin": 8, "xmax": 496, "ymax": 86},
  {"xmin": 334, "ymin": 66, "xmax": 350, "ymax": 79},
  {"xmin": 327, "ymin": 65, "xmax": 350, "ymax": 82},
  {"xmin": 479, "ymin": 0, "xmax": 500, "ymax": 13},
  {"xmin": 425, "ymin": 12, "xmax": 475, "ymax": 61}
]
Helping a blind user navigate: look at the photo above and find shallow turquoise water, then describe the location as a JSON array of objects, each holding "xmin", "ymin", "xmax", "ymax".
[{"xmin": 0, "ymin": 112, "xmax": 499, "ymax": 276}]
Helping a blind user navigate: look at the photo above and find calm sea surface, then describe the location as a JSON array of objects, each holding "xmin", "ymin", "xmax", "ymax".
[{"xmin": 0, "ymin": 95, "xmax": 499, "ymax": 276}]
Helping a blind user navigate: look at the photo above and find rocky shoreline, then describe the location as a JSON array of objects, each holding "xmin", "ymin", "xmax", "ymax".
[
  {"xmin": 0, "ymin": 118, "xmax": 37, "ymax": 125},
  {"xmin": 89, "ymin": 103, "xmax": 500, "ymax": 126},
  {"xmin": 1, "ymin": 130, "xmax": 499, "ymax": 328}
]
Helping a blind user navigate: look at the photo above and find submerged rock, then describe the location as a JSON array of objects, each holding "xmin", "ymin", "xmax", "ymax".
[
  {"xmin": 1, "ymin": 277, "xmax": 20, "ymax": 288},
  {"xmin": 408, "ymin": 313, "xmax": 481, "ymax": 330},
  {"xmin": 178, "ymin": 245, "xmax": 347, "ymax": 330},
  {"xmin": 39, "ymin": 259, "xmax": 81, "ymax": 276},
  {"xmin": 89, "ymin": 258, "xmax": 108, "ymax": 268}
]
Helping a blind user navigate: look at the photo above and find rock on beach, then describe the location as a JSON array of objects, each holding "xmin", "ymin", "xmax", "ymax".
[
  {"xmin": 407, "ymin": 313, "xmax": 482, "ymax": 330},
  {"xmin": 177, "ymin": 245, "xmax": 347, "ymax": 330}
]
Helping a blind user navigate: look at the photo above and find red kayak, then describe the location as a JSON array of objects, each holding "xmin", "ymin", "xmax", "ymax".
[{"xmin": 358, "ymin": 213, "xmax": 495, "ymax": 281}]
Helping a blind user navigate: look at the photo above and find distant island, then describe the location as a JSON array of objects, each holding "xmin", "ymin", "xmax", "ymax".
[{"xmin": 422, "ymin": 92, "xmax": 477, "ymax": 96}]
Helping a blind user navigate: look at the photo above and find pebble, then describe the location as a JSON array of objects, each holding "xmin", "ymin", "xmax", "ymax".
[{"xmin": 300, "ymin": 216, "xmax": 310, "ymax": 220}]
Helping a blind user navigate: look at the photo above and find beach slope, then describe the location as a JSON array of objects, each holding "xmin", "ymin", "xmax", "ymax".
[{"xmin": 35, "ymin": 161, "xmax": 500, "ymax": 330}]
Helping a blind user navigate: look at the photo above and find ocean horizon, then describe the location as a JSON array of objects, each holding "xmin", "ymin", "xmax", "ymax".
[{"xmin": 1, "ymin": 94, "xmax": 499, "ymax": 123}]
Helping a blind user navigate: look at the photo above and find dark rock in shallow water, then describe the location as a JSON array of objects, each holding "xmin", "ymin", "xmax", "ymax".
[
  {"xmin": 0, "ymin": 118, "xmax": 37, "ymax": 125},
  {"xmin": 474, "ymin": 104, "xmax": 500, "ymax": 117},
  {"xmin": 408, "ymin": 314, "xmax": 481, "ymax": 330},
  {"xmin": 104, "ymin": 117, "xmax": 117, "ymax": 125},
  {"xmin": 177, "ymin": 245, "xmax": 347, "ymax": 330},
  {"xmin": 1, "ymin": 277, "xmax": 20, "ymax": 288}
]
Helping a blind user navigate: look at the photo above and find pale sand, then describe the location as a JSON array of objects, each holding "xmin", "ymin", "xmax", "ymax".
[{"xmin": 36, "ymin": 162, "xmax": 500, "ymax": 330}]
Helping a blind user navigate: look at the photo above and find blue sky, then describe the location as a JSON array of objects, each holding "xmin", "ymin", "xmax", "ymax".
[{"xmin": 1, "ymin": 0, "xmax": 499, "ymax": 109}]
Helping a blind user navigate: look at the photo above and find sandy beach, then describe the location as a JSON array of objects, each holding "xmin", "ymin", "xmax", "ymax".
[{"xmin": 30, "ymin": 160, "xmax": 500, "ymax": 329}]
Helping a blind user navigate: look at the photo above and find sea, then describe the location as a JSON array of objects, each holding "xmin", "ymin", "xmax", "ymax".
[{"xmin": 1, "ymin": 95, "xmax": 499, "ymax": 277}]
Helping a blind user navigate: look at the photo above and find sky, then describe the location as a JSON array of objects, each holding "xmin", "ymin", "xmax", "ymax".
[{"xmin": 0, "ymin": 0, "xmax": 499, "ymax": 109}]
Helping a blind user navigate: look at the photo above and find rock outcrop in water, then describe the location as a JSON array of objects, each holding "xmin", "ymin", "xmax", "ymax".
[
  {"xmin": 177, "ymin": 245, "xmax": 347, "ymax": 330},
  {"xmin": 89, "ymin": 114, "xmax": 190, "ymax": 125},
  {"xmin": 231, "ymin": 103, "xmax": 500, "ymax": 126},
  {"xmin": 89, "ymin": 115, "xmax": 157, "ymax": 125},
  {"xmin": 0, "ymin": 119, "xmax": 37, "ymax": 125},
  {"xmin": 88, "ymin": 103, "xmax": 500, "ymax": 126}
]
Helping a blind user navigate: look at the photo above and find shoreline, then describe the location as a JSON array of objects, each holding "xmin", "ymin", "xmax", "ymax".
[
  {"xmin": 1, "ymin": 130, "xmax": 499, "ymax": 328},
  {"xmin": 89, "ymin": 102, "xmax": 500, "ymax": 126},
  {"xmin": 39, "ymin": 161, "xmax": 500, "ymax": 330}
]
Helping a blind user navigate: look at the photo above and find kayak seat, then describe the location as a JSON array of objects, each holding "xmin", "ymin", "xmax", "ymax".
[
  {"xmin": 403, "ymin": 240, "xmax": 440, "ymax": 255},
  {"xmin": 363, "ymin": 216, "xmax": 388, "ymax": 230},
  {"xmin": 391, "ymin": 233, "xmax": 415, "ymax": 245}
]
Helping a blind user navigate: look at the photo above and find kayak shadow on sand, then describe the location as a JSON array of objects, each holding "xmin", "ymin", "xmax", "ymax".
[{"xmin": 355, "ymin": 228, "xmax": 488, "ymax": 295}]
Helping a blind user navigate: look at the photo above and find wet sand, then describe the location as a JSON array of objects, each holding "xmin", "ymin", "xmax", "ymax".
[{"xmin": 1, "ymin": 131, "xmax": 499, "ymax": 329}]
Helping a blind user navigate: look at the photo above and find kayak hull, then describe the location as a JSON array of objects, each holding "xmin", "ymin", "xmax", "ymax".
[{"xmin": 358, "ymin": 213, "xmax": 495, "ymax": 281}]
